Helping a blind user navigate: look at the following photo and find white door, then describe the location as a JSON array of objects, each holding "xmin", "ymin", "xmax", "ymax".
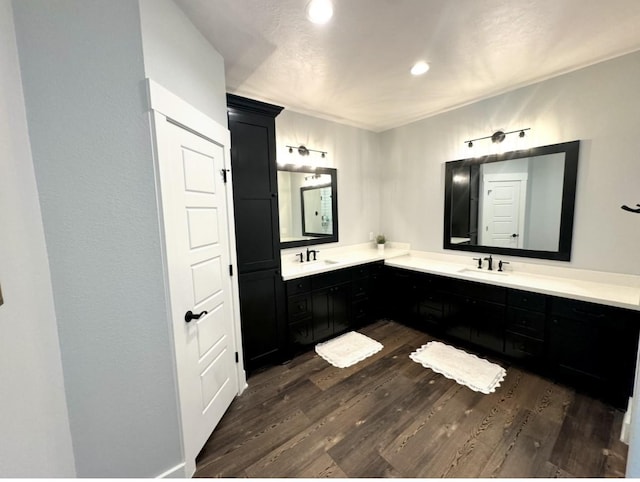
[
  {"xmin": 154, "ymin": 114, "xmax": 238, "ymax": 476},
  {"xmin": 481, "ymin": 177, "xmax": 526, "ymax": 248}
]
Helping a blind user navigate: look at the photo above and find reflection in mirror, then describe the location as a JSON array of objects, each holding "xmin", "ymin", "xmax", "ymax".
[
  {"xmin": 278, "ymin": 165, "xmax": 338, "ymax": 248},
  {"xmin": 444, "ymin": 141, "xmax": 580, "ymax": 261}
]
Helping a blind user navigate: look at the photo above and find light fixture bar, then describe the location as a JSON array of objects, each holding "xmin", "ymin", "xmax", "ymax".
[
  {"xmin": 465, "ymin": 128, "xmax": 530, "ymax": 148},
  {"xmin": 286, "ymin": 144, "xmax": 327, "ymax": 158}
]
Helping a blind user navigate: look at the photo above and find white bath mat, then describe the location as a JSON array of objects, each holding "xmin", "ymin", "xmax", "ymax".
[
  {"xmin": 315, "ymin": 331, "xmax": 383, "ymax": 368},
  {"xmin": 410, "ymin": 341, "xmax": 506, "ymax": 394}
]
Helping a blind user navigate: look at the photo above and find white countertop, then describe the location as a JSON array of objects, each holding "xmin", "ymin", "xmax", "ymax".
[
  {"xmin": 386, "ymin": 253, "xmax": 640, "ymax": 311},
  {"xmin": 280, "ymin": 244, "xmax": 640, "ymax": 311},
  {"xmin": 280, "ymin": 243, "xmax": 409, "ymax": 280}
]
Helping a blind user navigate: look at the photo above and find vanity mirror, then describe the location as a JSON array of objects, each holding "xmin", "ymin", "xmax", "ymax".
[
  {"xmin": 443, "ymin": 140, "xmax": 580, "ymax": 261},
  {"xmin": 278, "ymin": 165, "xmax": 338, "ymax": 248}
]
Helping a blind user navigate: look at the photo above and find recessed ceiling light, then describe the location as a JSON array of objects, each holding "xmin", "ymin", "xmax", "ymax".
[
  {"xmin": 411, "ymin": 61, "xmax": 430, "ymax": 76},
  {"xmin": 307, "ymin": 0, "xmax": 333, "ymax": 24}
]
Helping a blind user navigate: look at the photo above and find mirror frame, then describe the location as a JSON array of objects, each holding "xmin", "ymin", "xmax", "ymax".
[
  {"xmin": 278, "ymin": 164, "xmax": 339, "ymax": 249},
  {"xmin": 443, "ymin": 140, "xmax": 580, "ymax": 261}
]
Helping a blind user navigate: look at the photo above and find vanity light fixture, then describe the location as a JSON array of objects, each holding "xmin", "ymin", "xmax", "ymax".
[
  {"xmin": 411, "ymin": 61, "xmax": 430, "ymax": 76},
  {"xmin": 465, "ymin": 128, "xmax": 530, "ymax": 148},
  {"xmin": 306, "ymin": 0, "xmax": 333, "ymax": 24},
  {"xmin": 287, "ymin": 144, "xmax": 327, "ymax": 158}
]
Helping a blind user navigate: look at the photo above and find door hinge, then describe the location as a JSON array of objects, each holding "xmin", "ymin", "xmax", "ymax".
[
  {"xmin": 229, "ymin": 264, "xmax": 233, "ymax": 276},
  {"xmin": 221, "ymin": 169, "xmax": 230, "ymax": 183},
  {"xmin": 235, "ymin": 352, "xmax": 239, "ymax": 363}
]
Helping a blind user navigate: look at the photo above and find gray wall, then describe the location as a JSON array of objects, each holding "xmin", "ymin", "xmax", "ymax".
[
  {"xmin": 379, "ymin": 51, "xmax": 640, "ymax": 275},
  {"xmin": 12, "ymin": 0, "xmax": 182, "ymax": 476},
  {"xmin": 0, "ymin": 1, "xmax": 75, "ymax": 476},
  {"xmin": 276, "ymin": 110, "xmax": 383, "ymax": 253},
  {"xmin": 526, "ymin": 154, "xmax": 564, "ymax": 251},
  {"xmin": 139, "ymin": 0, "xmax": 228, "ymax": 127}
]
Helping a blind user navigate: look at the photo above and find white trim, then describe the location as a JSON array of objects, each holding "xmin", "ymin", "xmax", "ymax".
[
  {"xmin": 156, "ymin": 462, "xmax": 187, "ymax": 478},
  {"xmin": 147, "ymin": 78, "xmax": 229, "ymax": 146},
  {"xmin": 146, "ymin": 78, "xmax": 246, "ymax": 390},
  {"xmin": 146, "ymin": 78, "xmax": 247, "ymax": 472}
]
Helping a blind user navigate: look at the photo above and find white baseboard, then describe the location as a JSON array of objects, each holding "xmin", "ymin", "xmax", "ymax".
[
  {"xmin": 621, "ymin": 397, "xmax": 632, "ymax": 445},
  {"xmin": 156, "ymin": 462, "xmax": 187, "ymax": 478}
]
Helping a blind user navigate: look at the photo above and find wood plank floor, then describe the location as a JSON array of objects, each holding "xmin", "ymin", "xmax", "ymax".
[{"xmin": 195, "ymin": 320, "xmax": 628, "ymax": 478}]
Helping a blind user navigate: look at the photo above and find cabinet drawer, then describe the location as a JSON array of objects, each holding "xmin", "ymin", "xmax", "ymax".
[
  {"xmin": 351, "ymin": 264, "xmax": 371, "ymax": 280},
  {"xmin": 550, "ymin": 297, "xmax": 615, "ymax": 320},
  {"xmin": 452, "ymin": 279, "xmax": 506, "ymax": 304},
  {"xmin": 508, "ymin": 290, "xmax": 547, "ymax": 312},
  {"xmin": 418, "ymin": 304, "xmax": 442, "ymax": 325},
  {"xmin": 287, "ymin": 294, "xmax": 312, "ymax": 321},
  {"xmin": 352, "ymin": 298, "xmax": 370, "ymax": 324},
  {"xmin": 288, "ymin": 318, "xmax": 313, "ymax": 347},
  {"xmin": 420, "ymin": 291, "xmax": 444, "ymax": 312},
  {"xmin": 505, "ymin": 331, "xmax": 544, "ymax": 360},
  {"xmin": 507, "ymin": 308, "xmax": 545, "ymax": 339},
  {"xmin": 351, "ymin": 278, "xmax": 371, "ymax": 300},
  {"xmin": 312, "ymin": 270, "xmax": 351, "ymax": 290},
  {"xmin": 286, "ymin": 278, "xmax": 311, "ymax": 296}
]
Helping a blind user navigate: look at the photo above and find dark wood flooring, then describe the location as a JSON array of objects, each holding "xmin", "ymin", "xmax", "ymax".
[{"xmin": 195, "ymin": 320, "xmax": 628, "ymax": 478}]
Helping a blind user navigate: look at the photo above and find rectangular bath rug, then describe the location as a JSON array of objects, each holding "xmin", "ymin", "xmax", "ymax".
[
  {"xmin": 410, "ymin": 340, "xmax": 506, "ymax": 394},
  {"xmin": 315, "ymin": 331, "xmax": 383, "ymax": 368}
]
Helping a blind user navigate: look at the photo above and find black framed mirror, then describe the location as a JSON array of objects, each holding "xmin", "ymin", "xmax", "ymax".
[
  {"xmin": 443, "ymin": 140, "xmax": 580, "ymax": 261},
  {"xmin": 278, "ymin": 165, "xmax": 338, "ymax": 248}
]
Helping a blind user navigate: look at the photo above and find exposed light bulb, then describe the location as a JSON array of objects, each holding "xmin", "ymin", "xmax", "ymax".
[
  {"xmin": 411, "ymin": 61, "xmax": 430, "ymax": 76},
  {"xmin": 307, "ymin": 0, "xmax": 333, "ymax": 24}
]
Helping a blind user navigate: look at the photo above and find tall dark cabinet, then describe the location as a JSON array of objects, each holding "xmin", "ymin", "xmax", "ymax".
[{"xmin": 227, "ymin": 94, "xmax": 285, "ymax": 373}]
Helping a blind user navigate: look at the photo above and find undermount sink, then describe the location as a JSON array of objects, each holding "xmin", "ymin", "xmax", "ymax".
[
  {"xmin": 457, "ymin": 267, "xmax": 508, "ymax": 276},
  {"xmin": 299, "ymin": 259, "xmax": 340, "ymax": 269}
]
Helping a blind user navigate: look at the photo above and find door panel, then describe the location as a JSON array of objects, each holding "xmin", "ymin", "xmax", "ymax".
[{"xmin": 154, "ymin": 113, "xmax": 238, "ymax": 475}]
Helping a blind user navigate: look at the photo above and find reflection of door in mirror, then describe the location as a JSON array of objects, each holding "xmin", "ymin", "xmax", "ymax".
[
  {"xmin": 302, "ymin": 185, "xmax": 332, "ymax": 236},
  {"xmin": 479, "ymin": 173, "xmax": 527, "ymax": 248},
  {"xmin": 444, "ymin": 140, "xmax": 578, "ymax": 261},
  {"xmin": 277, "ymin": 165, "xmax": 338, "ymax": 248}
]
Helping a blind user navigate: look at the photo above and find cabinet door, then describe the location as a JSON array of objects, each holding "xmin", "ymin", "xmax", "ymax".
[
  {"xmin": 238, "ymin": 269, "xmax": 285, "ymax": 372},
  {"xmin": 227, "ymin": 97, "xmax": 282, "ymax": 273},
  {"xmin": 547, "ymin": 298, "xmax": 640, "ymax": 407},
  {"xmin": 289, "ymin": 318, "xmax": 314, "ymax": 349},
  {"xmin": 468, "ymin": 301, "xmax": 505, "ymax": 353},
  {"xmin": 330, "ymin": 284, "xmax": 350, "ymax": 335},
  {"xmin": 312, "ymin": 289, "xmax": 333, "ymax": 341},
  {"xmin": 442, "ymin": 293, "xmax": 472, "ymax": 342},
  {"xmin": 386, "ymin": 268, "xmax": 419, "ymax": 324},
  {"xmin": 311, "ymin": 284, "xmax": 350, "ymax": 342}
]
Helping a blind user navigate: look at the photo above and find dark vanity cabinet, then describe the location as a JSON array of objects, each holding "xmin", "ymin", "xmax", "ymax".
[
  {"xmin": 443, "ymin": 280, "xmax": 506, "ymax": 353},
  {"xmin": 227, "ymin": 94, "xmax": 283, "ymax": 273},
  {"xmin": 285, "ymin": 262, "xmax": 383, "ymax": 354},
  {"xmin": 547, "ymin": 298, "xmax": 639, "ymax": 407},
  {"xmin": 504, "ymin": 290, "xmax": 547, "ymax": 364},
  {"xmin": 227, "ymin": 94, "xmax": 286, "ymax": 372},
  {"xmin": 383, "ymin": 265, "xmax": 640, "ymax": 408}
]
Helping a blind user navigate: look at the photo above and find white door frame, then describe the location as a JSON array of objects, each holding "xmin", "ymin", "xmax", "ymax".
[{"xmin": 146, "ymin": 79, "xmax": 247, "ymax": 476}]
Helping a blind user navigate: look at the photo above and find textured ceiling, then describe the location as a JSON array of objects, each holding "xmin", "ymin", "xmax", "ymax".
[{"xmin": 175, "ymin": 0, "xmax": 640, "ymax": 132}]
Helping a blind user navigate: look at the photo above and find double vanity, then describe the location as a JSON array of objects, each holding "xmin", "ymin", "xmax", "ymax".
[
  {"xmin": 281, "ymin": 245, "xmax": 640, "ymax": 408},
  {"xmin": 227, "ymin": 93, "xmax": 639, "ymax": 411}
]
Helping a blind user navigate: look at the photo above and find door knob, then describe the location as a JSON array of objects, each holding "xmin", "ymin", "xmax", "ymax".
[{"xmin": 184, "ymin": 310, "xmax": 207, "ymax": 323}]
